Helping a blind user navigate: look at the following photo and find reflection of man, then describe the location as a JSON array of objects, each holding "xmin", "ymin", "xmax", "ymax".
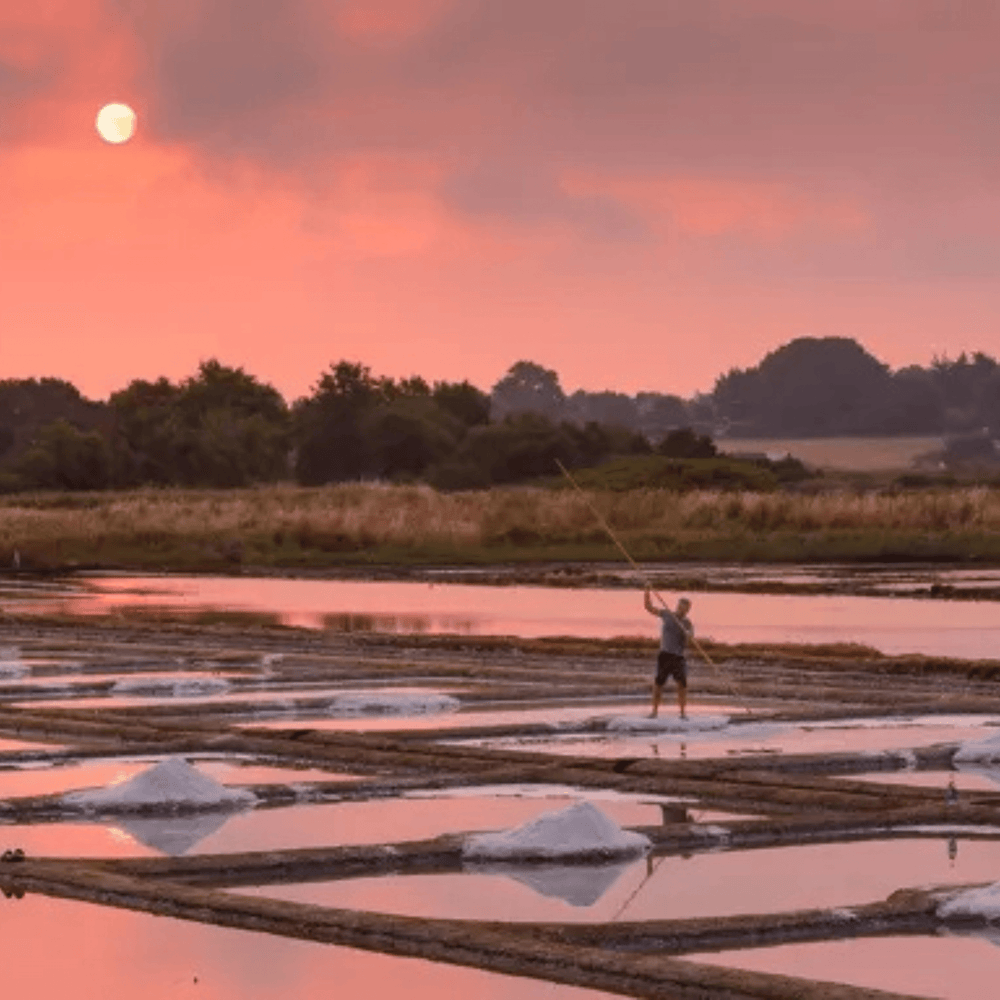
[{"xmin": 644, "ymin": 589, "xmax": 693, "ymax": 719}]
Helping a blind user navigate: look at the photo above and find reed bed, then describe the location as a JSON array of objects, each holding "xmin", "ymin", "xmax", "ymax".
[{"xmin": 1, "ymin": 483, "xmax": 999, "ymax": 569}]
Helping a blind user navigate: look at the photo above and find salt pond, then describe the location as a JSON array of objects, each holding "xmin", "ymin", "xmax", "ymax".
[
  {"xmin": 0, "ymin": 788, "xmax": 679, "ymax": 858},
  {"xmin": 0, "ymin": 895, "xmax": 618, "ymax": 1000},
  {"xmin": 236, "ymin": 837, "xmax": 1000, "ymax": 923},
  {"xmin": 13, "ymin": 573, "xmax": 1000, "ymax": 659},
  {"xmin": 460, "ymin": 713, "xmax": 1000, "ymax": 760},
  {"xmin": 690, "ymin": 935, "xmax": 1000, "ymax": 1000}
]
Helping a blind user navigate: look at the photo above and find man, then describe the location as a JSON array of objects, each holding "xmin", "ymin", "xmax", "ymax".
[{"xmin": 644, "ymin": 589, "xmax": 693, "ymax": 719}]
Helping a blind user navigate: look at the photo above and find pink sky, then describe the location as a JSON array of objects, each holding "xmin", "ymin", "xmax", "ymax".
[{"xmin": 3, "ymin": 0, "xmax": 1000, "ymax": 403}]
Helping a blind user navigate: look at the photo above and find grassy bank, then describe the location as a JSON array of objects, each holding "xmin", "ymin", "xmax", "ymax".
[{"xmin": 2, "ymin": 483, "xmax": 1000, "ymax": 572}]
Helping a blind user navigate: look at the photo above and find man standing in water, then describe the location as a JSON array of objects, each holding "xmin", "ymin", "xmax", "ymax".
[{"xmin": 644, "ymin": 589, "xmax": 693, "ymax": 719}]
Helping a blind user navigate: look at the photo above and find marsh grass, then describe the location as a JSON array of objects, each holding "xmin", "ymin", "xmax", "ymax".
[{"xmin": 1, "ymin": 482, "xmax": 1000, "ymax": 570}]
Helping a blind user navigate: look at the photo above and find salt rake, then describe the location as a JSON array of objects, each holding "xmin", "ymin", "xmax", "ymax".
[{"xmin": 555, "ymin": 459, "xmax": 753, "ymax": 716}]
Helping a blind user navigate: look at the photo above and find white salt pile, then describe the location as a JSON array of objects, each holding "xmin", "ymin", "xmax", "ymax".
[
  {"xmin": 327, "ymin": 692, "xmax": 459, "ymax": 717},
  {"xmin": 954, "ymin": 730, "xmax": 1000, "ymax": 764},
  {"xmin": 0, "ymin": 646, "xmax": 28, "ymax": 679},
  {"xmin": 938, "ymin": 881, "xmax": 1000, "ymax": 920},
  {"xmin": 463, "ymin": 801, "xmax": 650, "ymax": 861},
  {"xmin": 606, "ymin": 713, "xmax": 730, "ymax": 733},
  {"xmin": 111, "ymin": 677, "xmax": 231, "ymax": 698},
  {"xmin": 61, "ymin": 757, "xmax": 257, "ymax": 812}
]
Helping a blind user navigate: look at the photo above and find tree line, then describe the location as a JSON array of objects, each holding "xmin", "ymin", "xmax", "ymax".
[
  {"xmin": 490, "ymin": 341, "xmax": 1000, "ymax": 440},
  {"xmin": 0, "ymin": 360, "xmax": 660, "ymax": 492},
  {"xmin": 3, "ymin": 337, "xmax": 997, "ymax": 492}
]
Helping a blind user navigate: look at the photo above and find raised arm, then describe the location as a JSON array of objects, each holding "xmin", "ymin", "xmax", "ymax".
[{"xmin": 643, "ymin": 588, "xmax": 659, "ymax": 616}]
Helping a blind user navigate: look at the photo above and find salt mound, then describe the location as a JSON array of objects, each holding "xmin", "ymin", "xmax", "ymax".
[
  {"xmin": 939, "ymin": 881, "xmax": 1000, "ymax": 920},
  {"xmin": 606, "ymin": 713, "xmax": 730, "ymax": 733},
  {"xmin": 0, "ymin": 646, "xmax": 27, "ymax": 678},
  {"xmin": 112, "ymin": 677, "xmax": 230, "ymax": 698},
  {"xmin": 463, "ymin": 801, "xmax": 650, "ymax": 861},
  {"xmin": 954, "ymin": 730, "xmax": 1000, "ymax": 764},
  {"xmin": 327, "ymin": 692, "xmax": 459, "ymax": 717},
  {"xmin": 61, "ymin": 757, "xmax": 256, "ymax": 813}
]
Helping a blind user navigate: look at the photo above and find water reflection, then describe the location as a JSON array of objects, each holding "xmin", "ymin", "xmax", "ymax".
[
  {"xmin": 0, "ymin": 895, "xmax": 619, "ymax": 1000},
  {"xmin": 466, "ymin": 860, "xmax": 633, "ymax": 907},
  {"xmin": 9, "ymin": 574, "xmax": 999, "ymax": 659},
  {"xmin": 692, "ymin": 935, "xmax": 1000, "ymax": 1000},
  {"xmin": 113, "ymin": 812, "xmax": 234, "ymax": 855},
  {"xmin": 237, "ymin": 837, "xmax": 1000, "ymax": 925}
]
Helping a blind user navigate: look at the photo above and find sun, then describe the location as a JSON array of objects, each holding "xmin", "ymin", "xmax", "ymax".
[{"xmin": 95, "ymin": 103, "xmax": 137, "ymax": 144}]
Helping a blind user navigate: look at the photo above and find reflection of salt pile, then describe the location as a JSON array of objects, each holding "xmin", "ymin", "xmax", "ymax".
[
  {"xmin": 112, "ymin": 677, "xmax": 230, "ymax": 698},
  {"xmin": 606, "ymin": 714, "xmax": 729, "ymax": 733},
  {"xmin": 61, "ymin": 757, "xmax": 257, "ymax": 813},
  {"xmin": 0, "ymin": 646, "xmax": 27, "ymax": 679},
  {"xmin": 112, "ymin": 811, "xmax": 233, "ymax": 856},
  {"xmin": 954, "ymin": 730, "xmax": 1000, "ymax": 765},
  {"xmin": 471, "ymin": 860, "xmax": 634, "ymax": 907},
  {"xmin": 939, "ymin": 882, "xmax": 1000, "ymax": 921},
  {"xmin": 326, "ymin": 692, "xmax": 459, "ymax": 717},
  {"xmin": 463, "ymin": 802, "xmax": 650, "ymax": 861}
]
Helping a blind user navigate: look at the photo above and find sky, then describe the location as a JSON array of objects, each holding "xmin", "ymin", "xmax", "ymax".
[{"xmin": 3, "ymin": 0, "xmax": 1000, "ymax": 404}]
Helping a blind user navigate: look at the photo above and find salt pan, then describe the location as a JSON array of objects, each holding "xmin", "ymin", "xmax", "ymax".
[
  {"xmin": 954, "ymin": 730, "xmax": 1000, "ymax": 764},
  {"xmin": 0, "ymin": 646, "xmax": 27, "ymax": 678},
  {"xmin": 326, "ymin": 692, "xmax": 459, "ymax": 717},
  {"xmin": 463, "ymin": 801, "xmax": 650, "ymax": 861},
  {"xmin": 112, "ymin": 677, "xmax": 230, "ymax": 697},
  {"xmin": 472, "ymin": 860, "xmax": 634, "ymax": 906},
  {"xmin": 606, "ymin": 713, "xmax": 730, "ymax": 733},
  {"xmin": 61, "ymin": 757, "xmax": 257, "ymax": 813},
  {"xmin": 939, "ymin": 881, "xmax": 1000, "ymax": 920}
]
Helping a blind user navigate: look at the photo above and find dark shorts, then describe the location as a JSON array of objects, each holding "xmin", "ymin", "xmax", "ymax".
[{"xmin": 655, "ymin": 651, "xmax": 687, "ymax": 688}]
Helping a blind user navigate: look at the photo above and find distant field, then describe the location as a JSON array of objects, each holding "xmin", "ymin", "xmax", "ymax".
[
  {"xmin": 716, "ymin": 436, "xmax": 944, "ymax": 472},
  {"xmin": 3, "ymin": 479, "xmax": 1000, "ymax": 570}
]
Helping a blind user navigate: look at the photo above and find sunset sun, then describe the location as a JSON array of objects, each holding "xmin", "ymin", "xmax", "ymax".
[{"xmin": 95, "ymin": 102, "xmax": 137, "ymax": 144}]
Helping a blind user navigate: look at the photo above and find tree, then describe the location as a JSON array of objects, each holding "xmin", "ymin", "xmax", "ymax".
[
  {"xmin": 565, "ymin": 391, "xmax": 638, "ymax": 429},
  {"xmin": 363, "ymin": 396, "xmax": 460, "ymax": 478},
  {"xmin": 657, "ymin": 427, "xmax": 717, "ymax": 459},
  {"xmin": 635, "ymin": 392, "xmax": 690, "ymax": 440},
  {"xmin": 432, "ymin": 380, "xmax": 491, "ymax": 428},
  {"xmin": 15, "ymin": 419, "xmax": 112, "ymax": 490},
  {"xmin": 490, "ymin": 361, "xmax": 566, "ymax": 421},
  {"xmin": 293, "ymin": 361, "xmax": 392, "ymax": 485},
  {"xmin": 0, "ymin": 378, "xmax": 110, "ymax": 472},
  {"xmin": 111, "ymin": 361, "xmax": 289, "ymax": 487},
  {"xmin": 711, "ymin": 337, "xmax": 894, "ymax": 436}
]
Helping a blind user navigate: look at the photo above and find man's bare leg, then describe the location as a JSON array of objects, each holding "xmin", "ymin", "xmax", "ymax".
[
  {"xmin": 677, "ymin": 684, "xmax": 687, "ymax": 720},
  {"xmin": 650, "ymin": 683, "xmax": 663, "ymax": 718}
]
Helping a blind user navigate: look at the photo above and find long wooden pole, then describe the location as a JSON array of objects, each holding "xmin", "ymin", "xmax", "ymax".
[{"xmin": 554, "ymin": 459, "xmax": 751, "ymax": 713}]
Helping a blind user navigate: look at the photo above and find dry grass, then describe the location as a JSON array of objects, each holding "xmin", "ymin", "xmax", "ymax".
[
  {"xmin": 1, "ymin": 482, "xmax": 999, "ymax": 568},
  {"xmin": 716, "ymin": 435, "xmax": 944, "ymax": 471}
]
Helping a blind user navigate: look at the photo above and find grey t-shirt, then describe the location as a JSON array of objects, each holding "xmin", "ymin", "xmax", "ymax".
[{"xmin": 655, "ymin": 610, "xmax": 693, "ymax": 655}]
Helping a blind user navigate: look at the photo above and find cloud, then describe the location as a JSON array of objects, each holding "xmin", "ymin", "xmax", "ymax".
[{"xmin": 104, "ymin": 1, "xmax": 1000, "ymax": 203}]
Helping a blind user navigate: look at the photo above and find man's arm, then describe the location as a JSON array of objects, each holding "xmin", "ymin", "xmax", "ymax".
[{"xmin": 643, "ymin": 588, "xmax": 659, "ymax": 616}]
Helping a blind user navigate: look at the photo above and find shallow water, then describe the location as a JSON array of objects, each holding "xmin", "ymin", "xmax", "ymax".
[
  {"xmin": 0, "ymin": 790, "xmax": 675, "ymax": 858},
  {"xmin": 690, "ymin": 934, "xmax": 1000, "ymax": 1000},
  {"xmin": 461, "ymin": 714, "xmax": 1000, "ymax": 761},
  {"xmin": 847, "ymin": 768, "xmax": 1000, "ymax": 793},
  {"xmin": 0, "ymin": 757, "xmax": 353, "ymax": 801},
  {"xmin": 0, "ymin": 895, "xmax": 618, "ymax": 1000},
  {"xmin": 236, "ymin": 837, "xmax": 1000, "ymax": 924},
  {"xmin": 13, "ymin": 574, "xmax": 1000, "ymax": 659},
  {"xmin": 14, "ymin": 685, "xmax": 465, "ymax": 714},
  {"xmin": 238, "ymin": 701, "xmax": 653, "ymax": 732}
]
